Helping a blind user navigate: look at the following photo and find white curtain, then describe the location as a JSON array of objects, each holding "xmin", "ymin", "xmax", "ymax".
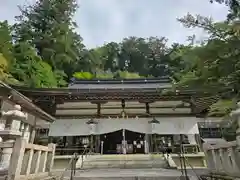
[{"xmin": 49, "ymin": 117, "xmax": 200, "ymax": 136}]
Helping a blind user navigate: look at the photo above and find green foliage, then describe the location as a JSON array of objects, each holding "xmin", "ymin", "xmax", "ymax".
[
  {"xmin": 14, "ymin": 0, "xmax": 85, "ymax": 78},
  {"xmin": 0, "ymin": 53, "xmax": 10, "ymax": 81},
  {"xmin": 116, "ymin": 71, "xmax": 143, "ymax": 79},
  {"xmin": 73, "ymin": 72, "xmax": 94, "ymax": 80},
  {"xmin": 30, "ymin": 61, "xmax": 59, "ymax": 88},
  {"xmin": 173, "ymin": 3, "xmax": 240, "ymax": 120},
  {"xmin": 0, "ymin": 53, "xmax": 21, "ymax": 85},
  {"xmin": 0, "ymin": 21, "xmax": 14, "ymax": 65},
  {"xmin": 209, "ymin": 99, "xmax": 237, "ymax": 115},
  {"xmin": 95, "ymin": 70, "xmax": 114, "ymax": 79}
]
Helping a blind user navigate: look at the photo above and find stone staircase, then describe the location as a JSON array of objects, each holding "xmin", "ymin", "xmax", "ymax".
[
  {"xmin": 76, "ymin": 154, "xmax": 169, "ymax": 169},
  {"xmin": 61, "ymin": 154, "xmax": 200, "ymax": 180},
  {"xmin": 62, "ymin": 168, "xmax": 198, "ymax": 180}
]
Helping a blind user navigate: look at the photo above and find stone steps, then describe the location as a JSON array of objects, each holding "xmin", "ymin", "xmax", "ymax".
[
  {"xmin": 72, "ymin": 176, "xmax": 189, "ymax": 180},
  {"xmin": 62, "ymin": 168, "xmax": 198, "ymax": 180},
  {"xmin": 77, "ymin": 154, "xmax": 169, "ymax": 169}
]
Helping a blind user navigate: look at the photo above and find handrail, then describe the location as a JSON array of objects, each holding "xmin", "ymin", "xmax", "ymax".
[
  {"xmin": 59, "ymin": 153, "xmax": 78, "ymax": 180},
  {"xmin": 182, "ymin": 155, "xmax": 203, "ymax": 180},
  {"xmin": 80, "ymin": 147, "xmax": 90, "ymax": 169},
  {"xmin": 59, "ymin": 147, "xmax": 89, "ymax": 180}
]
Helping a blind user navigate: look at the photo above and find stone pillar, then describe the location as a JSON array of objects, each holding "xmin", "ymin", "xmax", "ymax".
[
  {"xmin": 0, "ymin": 104, "xmax": 27, "ymax": 170},
  {"xmin": 0, "ymin": 139, "xmax": 15, "ymax": 170}
]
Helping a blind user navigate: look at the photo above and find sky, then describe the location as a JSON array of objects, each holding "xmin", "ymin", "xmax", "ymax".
[{"xmin": 0, "ymin": 0, "xmax": 228, "ymax": 48}]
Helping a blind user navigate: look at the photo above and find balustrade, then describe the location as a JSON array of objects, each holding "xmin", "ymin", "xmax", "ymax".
[
  {"xmin": 203, "ymin": 101, "xmax": 240, "ymax": 177},
  {"xmin": 203, "ymin": 141, "xmax": 240, "ymax": 176},
  {"xmin": 0, "ymin": 103, "xmax": 56, "ymax": 180},
  {"xmin": 7, "ymin": 138, "xmax": 55, "ymax": 180}
]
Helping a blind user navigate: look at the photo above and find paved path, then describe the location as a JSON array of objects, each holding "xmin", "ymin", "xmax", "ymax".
[{"xmin": 60, "ymin": 168, "xmax": 209, "ymax": 180}]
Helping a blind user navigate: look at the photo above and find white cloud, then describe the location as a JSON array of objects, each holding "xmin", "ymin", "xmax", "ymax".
[{"xmin": 0, "ymin": 0, "xmax": 228, "ymax": 48}]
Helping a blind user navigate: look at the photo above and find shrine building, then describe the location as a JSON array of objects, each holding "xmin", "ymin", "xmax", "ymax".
[{"xmin": 12, "ymin": 77, "xmax": 228, "ymax": 155}]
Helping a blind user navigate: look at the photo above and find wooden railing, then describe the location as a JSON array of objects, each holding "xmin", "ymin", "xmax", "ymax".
[
  {"xmin": 5, "ymin": 138, "xmax": 56, "ymax": 180},
  {"xmin": 203, "ymin": 141, "xmax": 240, "ymax": 177}
]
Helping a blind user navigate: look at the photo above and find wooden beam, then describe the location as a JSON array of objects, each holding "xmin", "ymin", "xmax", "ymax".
[
  {"xmin": 54, "ymin": 113, "xmax": 195, "ymax": 119},
  {"xmin": 56, "ymin": 105, "xmax": 191, "ymax": 110}
]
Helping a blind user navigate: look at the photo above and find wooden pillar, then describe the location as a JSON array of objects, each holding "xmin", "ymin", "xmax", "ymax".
[
  {"xmin": 146, "ymin": 103, "xmax": 150, "ymax": 114},
  {"xmin": 90, "ymin": 134, "xmax": 94, "ymax": 153},
  {"xmin": 121, "ymin": 99, "xmax": 125, "ymax": 109},
  {"xmin": 139, "ymin": 100, "xmax": 154, "ymax": 152},
  {"xmin": 94, "ymin": 101, "xmax": 106, "ymax": 153},
  {"xmin": 95, "ymin": 135, "xmax": 100, "ymax": 153},
  {"xmin": 97, "ymin": 103, "xmax": 101, "ymax": 117}
]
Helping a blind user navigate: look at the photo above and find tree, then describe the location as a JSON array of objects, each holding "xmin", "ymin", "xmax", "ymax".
[
  {"xmin": 175, "ymin": 10, "xmax": 240, "ymax": 116},
  {"xmin": 0, "ymin": 21, "xmax": 14, "ymax": 65},
  {"xmin": 146, "ymin": 37, "xmax": 169, "ymax": 77},
  {"xmin": 14, "ymin": 0, "xmax": 85, "ymax": 79},
  {"xmin": 11, "ymin": 42, "xmax": 66, "ymax": 87},
  {"xmin": 0, "ymin": 53, "xmax": 21, "ymax": 85},
  {"xmin": 210, "ymin": 0, "xmax": 240, "ymax": 21}
]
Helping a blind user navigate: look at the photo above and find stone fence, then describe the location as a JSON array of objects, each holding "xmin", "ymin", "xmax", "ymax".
[
  {"xmin": 0, "ymin": 103, "xmax": 57, "ymax": 180},
  {"xmin": 203, "ymin": 141, "xmax": 240, "ymax": 177},
  {"xmin": 0, "ymin": 138, "xmax": 55, "ymax": 180}
]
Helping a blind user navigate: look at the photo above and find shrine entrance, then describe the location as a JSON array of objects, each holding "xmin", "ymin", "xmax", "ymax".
[
  {"xmin": 100, "ymin": 129, "xmax": 145, "ymax": 154},
  {"xmin": 125, "ymin": 130, "xmax": 145, "ymax": 154},
  {"xmin": 100, "ymin": 130, "xmax": 122, "ymax": 154}
]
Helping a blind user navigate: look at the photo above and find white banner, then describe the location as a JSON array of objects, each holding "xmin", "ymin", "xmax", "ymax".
[{"xmin": 49, "ymin": 117, "xmax": 199, "ymax": 136}]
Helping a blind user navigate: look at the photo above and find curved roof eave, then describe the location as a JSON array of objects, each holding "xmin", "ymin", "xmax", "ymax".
[{"xmin": 0, "ymin": 82, "xmax": 55, "ymax": 123}]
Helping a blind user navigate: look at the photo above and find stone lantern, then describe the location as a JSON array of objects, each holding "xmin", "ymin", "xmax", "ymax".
[
  {"xmin": 0, "ymin": 104, "xmax": 27, "ymax": 170},
  {"xmin": 148, "ymin": 117, "xmax": 160, "ymax": 133}
]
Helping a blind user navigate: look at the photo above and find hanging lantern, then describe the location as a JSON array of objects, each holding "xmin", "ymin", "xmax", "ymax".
[
  {"xmin": 148, "ymin": 117, "xmax": 160, "ymax": 133},
  {"xmin": 86, "ymin": 119, "xmax": 98, "ymax": 135}
]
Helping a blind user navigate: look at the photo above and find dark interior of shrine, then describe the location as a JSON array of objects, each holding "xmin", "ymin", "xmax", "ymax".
[
  {"xmin": 100, "ymin": 130, "xmax": 122, "ymax": 154},
  {"xmin": 125, "ymin": 130, "xmax": 145, "ymax": 154},
  {"xmin": 99, "ymin": 130, "xmax": 145, "ymax": 154}
]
